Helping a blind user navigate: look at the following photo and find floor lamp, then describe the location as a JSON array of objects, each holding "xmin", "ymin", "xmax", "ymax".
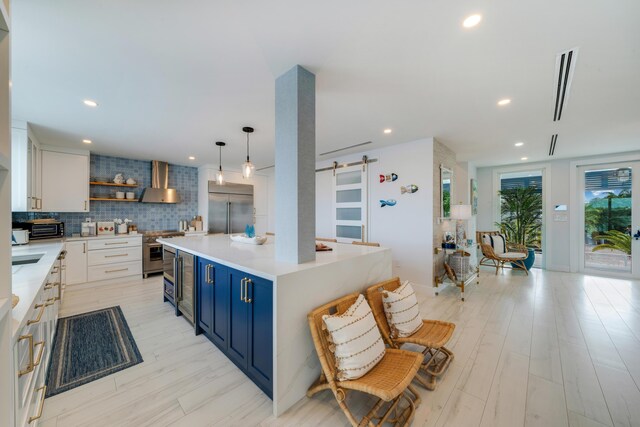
[{"xmin": 450, "ymin": 204, "xmax": 472, "ymax": 249}]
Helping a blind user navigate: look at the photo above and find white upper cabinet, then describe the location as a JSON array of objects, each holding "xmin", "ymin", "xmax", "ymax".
[
  {"xmin": 41, "ymin": 150, "xmax": 90, "ymax": 212},
  {"xmin": 11, "ymin": 126, "xmax": 42, "ymax": 211}
]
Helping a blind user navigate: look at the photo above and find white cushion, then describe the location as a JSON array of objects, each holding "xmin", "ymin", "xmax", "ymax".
[
  {"xmin": 498, "ymin": 252, "xmax": 527, "ymax": 259},
  {"xmin": 490, "ymin": 234, "xmax": 507, "ymax": 254},
  {"xmin": 382, "ymin": 281, "xmax": 423, "ymax": 338},
  {"xmin": 481, "ymin": 233, "xmax": 493, "ymax": 248},
  {"xmin": 322, "ymin": 294, "xmax": 386, "ymax": 381}
]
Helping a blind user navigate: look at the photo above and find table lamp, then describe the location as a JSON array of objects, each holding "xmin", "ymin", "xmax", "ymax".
[{"xmin": 450, "ymin": 203, "xmax": 472, "ymax": 248}]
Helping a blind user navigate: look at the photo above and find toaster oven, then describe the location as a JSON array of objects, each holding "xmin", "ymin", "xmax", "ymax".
[{"xmin": 12, "ymin": 221, "xmax": 65, "ymax": 240}]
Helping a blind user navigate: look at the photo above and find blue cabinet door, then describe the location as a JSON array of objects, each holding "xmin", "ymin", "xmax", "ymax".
[
  {"xmin": 227, "ymin": 268, "xmax": 249, "ymax": 368},
  {"xmin": 196, "ymin": 258, "xmax": 214, "ymax": 336},
  {"xmin": 246, "ymin": 274, "xmax": 273, "ymax": 398},
  {"xmin": 210, "ymin": 262, "xmax": 229, "ymax": 350}
]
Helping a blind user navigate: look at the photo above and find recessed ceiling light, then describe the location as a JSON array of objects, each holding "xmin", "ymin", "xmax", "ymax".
[
  {"xmin": 82, "ymin": 139, "xmax": 92, "ymax": 144},
  {"xmin": 188, "ymin": 156, "xmax": 195, "ymax": 160},
  {"xmin": 383, "ymin": 128, "xmax": 392, "ymax": 134},
  {"xmin": 463, "ymin": 14, "xmax": 482, "ymax": 28},
  {"xmin": 514, "ymin": 142, "xmax": 524, "ymax": 147},
  {"xmin": 497, "ymin": 98, "xmax": 511, "ymax": 106},
  {"xmin": 521, "ymin": 157, "xmax": 528, "ymax": 161},
  {"xmin": 83, "ymin": 99, "xmax": 98, "ymax": 107}
]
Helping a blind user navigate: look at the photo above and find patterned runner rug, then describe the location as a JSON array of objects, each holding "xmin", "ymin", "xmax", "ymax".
[{"xmin": 46, "ymin": 306, "xmax": 143, "ymax": 397}]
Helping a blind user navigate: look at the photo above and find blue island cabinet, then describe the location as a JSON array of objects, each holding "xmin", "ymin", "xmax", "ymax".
[
  {"xmin": 195, "ymin": 257, "xmax": 273, "ymax": 398},
  {"xmin": 196, "ymin": 258, "xmax": 229, "ymax": 351}
]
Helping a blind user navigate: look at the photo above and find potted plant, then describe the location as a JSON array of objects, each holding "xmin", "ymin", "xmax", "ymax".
[{"xmin": 495, "ymin": 186, "xmax": 542, "ymax": 270}]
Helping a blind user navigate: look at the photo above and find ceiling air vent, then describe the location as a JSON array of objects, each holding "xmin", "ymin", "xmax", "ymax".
[
  {"xmin": 549, "ymin": 134, "xmax": 558, "ymax": 156},
  {"xmin": 552, "ymin": 48, "xmax": 579, "ymax": 121}
]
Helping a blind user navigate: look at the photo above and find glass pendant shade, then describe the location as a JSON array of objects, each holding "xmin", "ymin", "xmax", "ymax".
[{"xmin": 242, "ymin": 160, "xmax": 255, "ymax": 179}]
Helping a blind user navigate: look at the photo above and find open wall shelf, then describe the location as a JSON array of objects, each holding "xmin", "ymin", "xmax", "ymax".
[
  {"xmin": 89, "ymin": 197, "xmax": 139, "ymax": 202},
  {"xmin": 90, "ymin": 181, "xmax": 138, "ymax": 188}
]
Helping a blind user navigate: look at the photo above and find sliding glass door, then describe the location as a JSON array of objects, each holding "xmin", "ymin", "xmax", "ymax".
[
  {"xmin": 579, "ymin": 162, "xmax": 640, "ymax": 277},
  {"xmin": 333, "ymin": 164, "xmax": 368, "ymax": 243},
  {"xmin": 498, "ymin": 170, "xmax": 544, "ymax": 268}
]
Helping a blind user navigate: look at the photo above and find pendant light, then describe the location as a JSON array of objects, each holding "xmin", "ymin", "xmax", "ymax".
[
  {"xmin": 242, "ymin": 126, "xmax": 255, "ymax": 179},
  {"xmin": 215, "ymin": 141, "xmax": 226, "ymax": 184}
]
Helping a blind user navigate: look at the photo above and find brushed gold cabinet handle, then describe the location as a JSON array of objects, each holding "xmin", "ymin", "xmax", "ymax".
[
  {"xmin": 44, "ymin": 282, "xmax": 58, "ymax": 290},
  {"xmin": 244, "ymin": 279, "xmax": 252, "ymax": 303},
  {"xmin": 105, "ymin": 241, "xmax": 128, "ymax": 245},
  {"xmin": 33, "ymin": 341, "xmax": 45, "ymax": 367},
  {"xmin": 105, "ymin": 268, "xmax": 128, "ymax": 274},
  {"xmin": 240, "ymin": 278, "xmax": 246, "ymax": 301},
  {"xmin": 205, "ymin": 264, "xmax": 210, "ymax": 284},
  {"xmin": 83, "ymin": 242, "xmax": 86, "ymax": 254},
  {"xmin": 18, "ymin": 334, "xmax": 34, "ymax": 377},
  {"xmin": 28, "ymin": 385, "xmax": 47, "ymax": 423},
  {"xmin": 104, "ymin": 253, "xmax": 128, "ymax": 258},
  {"xmin": 209, "ymin": 265, "xmax": 214, "ymax": 285},
  {"xmin": 27, "ymin": 304, "xmax": 46, "ymax": 325},
  {"xmin": 84, "ymin": 200, "xmax": 87, "ymax": 211}
]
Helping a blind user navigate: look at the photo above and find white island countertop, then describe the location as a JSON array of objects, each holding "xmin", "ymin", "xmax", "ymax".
[
  {"xmin": 157, "ymin": 234, "xmax": 388, "ymax": 280},
  {"xmin": 11, "ymin": 241, "xmax": 64, "ymax": 338}
]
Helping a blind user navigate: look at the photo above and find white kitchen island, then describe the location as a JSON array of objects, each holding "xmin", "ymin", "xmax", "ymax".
[{"xmin": 157, "ymin": 234, "xmax": 392, "ymax": 417}]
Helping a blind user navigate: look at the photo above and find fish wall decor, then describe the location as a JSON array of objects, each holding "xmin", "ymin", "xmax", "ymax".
[
  {"xmin": 400, "ymin": 184, "xmax": 419, "ymax": 194},
  {"xmin": 379, "ymin": 173, "xmax": 398, "ymax": 183},
  {"xmin": 379, "ymin": 199, "xmax": 397, "ymax": 207}
]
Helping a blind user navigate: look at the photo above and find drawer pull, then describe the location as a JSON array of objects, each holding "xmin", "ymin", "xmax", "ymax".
[
  {"xmin": 105, "ymin": 268, "xmax": 129, "ymax": 274},
  {"xmin": 27, "ymin": 304, "xmax": 46, "ymax": 325},
  {"xmin": 33, "ymin": 341, "xmax": 45, "ymax": 367},
  {"xmin": 28, "ymin": 385, "xmax": 47, "ymax": 423},
  {"xmin": 44, "ymin": 282, "xmax": 59, "ymax": 290},
  {"xmin": 240, "ymin": 278, "xmax": 246, "ymax": 301},
  {"xmin": 104, "ymin": 241, "xmax": 128, "ymax": 245},
  {"xmin": 18, "ymin": 334, "xmax": 34, "ymax": 376},
  {"xmin": 104, "ymin": 253, "xmax": 128, "ymax": 258},
  {"xmin": 244, "ymin": 279, "xmax": 252, "ymax": 303}
]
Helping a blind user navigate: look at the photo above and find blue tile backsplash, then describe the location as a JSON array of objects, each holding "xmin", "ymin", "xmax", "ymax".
[{"xmin": 13, "ymin": 154, "xmax": 199, "ymax": 235}]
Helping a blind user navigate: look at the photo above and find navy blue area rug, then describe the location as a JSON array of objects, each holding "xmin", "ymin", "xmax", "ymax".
[{"xmin": 46, "ymin": 306, "xmax": 143, "ymax": 397}]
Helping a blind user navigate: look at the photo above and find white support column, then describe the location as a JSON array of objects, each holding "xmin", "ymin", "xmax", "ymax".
[{"xmin": 275, "ymin": 65, "xmax": 316, "ymax": 263}]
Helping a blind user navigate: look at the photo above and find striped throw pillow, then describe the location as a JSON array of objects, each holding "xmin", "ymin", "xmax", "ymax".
[
  {"xmin": 322, "ymin": 294, "xmax": 386, "ymax": 381},
  {"xmin": 382, "ymin": 281, "xmax": 423, "ymax": 338}
]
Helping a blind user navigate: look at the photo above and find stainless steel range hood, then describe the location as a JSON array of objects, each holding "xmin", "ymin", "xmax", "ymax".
[{"xmin": 139, "ymin": 160, "xmax": 181, "ymax": 203}]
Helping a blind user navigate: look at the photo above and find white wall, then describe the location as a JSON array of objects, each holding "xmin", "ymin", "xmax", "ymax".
[
  {"xmin": 313, "ymin": 138, "xmax": 435, "ymax": 286},
  {"xmin": 476, "ymin": 150, "xmax": 640, "ymax": 273}
]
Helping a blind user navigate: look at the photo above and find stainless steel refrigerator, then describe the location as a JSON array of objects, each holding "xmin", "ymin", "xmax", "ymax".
[{"xmin": 208, "ymin": 181, "xmax": 254, "ymax": 234}]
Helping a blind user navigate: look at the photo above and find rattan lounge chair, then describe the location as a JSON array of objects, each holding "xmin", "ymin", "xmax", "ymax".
[
  {"xmin": 476, "ymin": 231, "xmax": 528, "ymax": 275},
  {"xmin": 307, "ymin": 293, "xmax": 423, "ymax": 426},
  {"xmin": 365, "ymin": 278, "xmax": 456, "ymax": 391}
]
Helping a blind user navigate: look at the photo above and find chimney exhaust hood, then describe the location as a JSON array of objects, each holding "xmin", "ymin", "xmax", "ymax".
[{"xmin": 139, "ymin": 160, "xmax": 181, "ymax": 203}]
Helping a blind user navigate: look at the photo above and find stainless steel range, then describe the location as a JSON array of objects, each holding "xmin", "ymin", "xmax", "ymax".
[{"xmin": 143, "ymin": 230, "xmax": 184, "ymax": 278}]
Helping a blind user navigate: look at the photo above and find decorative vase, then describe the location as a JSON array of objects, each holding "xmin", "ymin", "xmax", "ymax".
[{"xmin": 512, "ymin": 248, "xmax": 535, "ymax": 270}]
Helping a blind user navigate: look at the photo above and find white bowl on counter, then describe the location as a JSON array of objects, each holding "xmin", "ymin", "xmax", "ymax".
[{"xmin": 229, "ymin": 234, "xmax": 268, "ymax": 245}]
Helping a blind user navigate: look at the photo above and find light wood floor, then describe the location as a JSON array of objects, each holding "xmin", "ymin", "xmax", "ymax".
[{"xmin": 40, "ymin": 268, "xmax": 640, "ymax": 427}]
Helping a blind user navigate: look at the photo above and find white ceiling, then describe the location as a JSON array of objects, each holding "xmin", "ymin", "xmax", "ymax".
[{"xmin": 11, "ymin": 0, "xmax": 640, "ymax": 168}]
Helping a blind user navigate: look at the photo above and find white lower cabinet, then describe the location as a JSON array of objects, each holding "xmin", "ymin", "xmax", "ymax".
[
  {"xmin": 65, "ymin": 240, "xmax": 87, "ymax": 285},
  {"xmin": 14, "ymin": 253, "xmax": 62, "ymax": 427}
]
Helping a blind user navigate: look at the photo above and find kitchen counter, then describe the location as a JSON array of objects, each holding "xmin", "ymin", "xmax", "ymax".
[
  {"xmin": 11, "ymin": 241, "xmax": 64, "ymax": 338},
  {"xmin": 157, "ymin": 234, "xmax": 386, "ymax": 280},
  {"xmin": 159, "ymin": 234, "xmax": 392, "ymax": 417}
]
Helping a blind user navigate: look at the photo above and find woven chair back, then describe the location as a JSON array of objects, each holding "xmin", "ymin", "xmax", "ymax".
[
  {"xmin": 307, "ymin": 292, "xmax": 361, "ymax": 383},
  {"xmin": 365, "ymin": 277, "xmax": 402, "ymax": 347}
]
